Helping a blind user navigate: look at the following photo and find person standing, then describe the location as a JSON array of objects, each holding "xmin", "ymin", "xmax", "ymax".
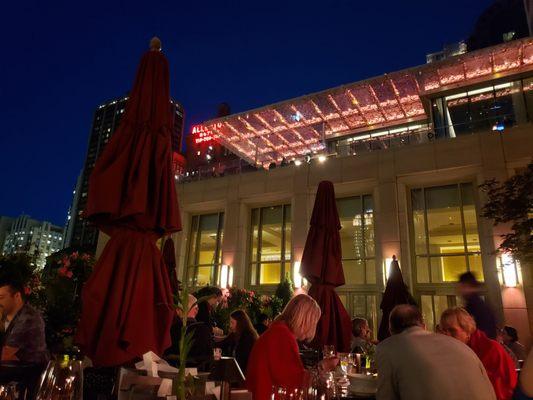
[
  {"xmin": 195, "ymin": 286, "xmax": 224, "ymax": 336},
  {"xmin": 458, "ymin": 272, "xmax": 498, "ymax": 339},
  {"xmin": 0, "ymin": 278, "xmax": 48, "ymax": 365},
  {"xmin": 376, "ymin": 304, "xmax": 496, "ymax": 400},
  {"xmin": 440, "ymin": 307, "xmax": 517, "ymax": 400}
]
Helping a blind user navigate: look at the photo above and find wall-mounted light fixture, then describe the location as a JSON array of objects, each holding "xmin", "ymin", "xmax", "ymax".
[
  {"xmin": 293, "ymin": 261, "xmax": 307, "ymax": 288},
  {"xmin": 383, "ymin": 255, "xmax": 399, "ymax": 284},
  {"xmin": 219, "ymin": 265, "xmax": 234, "ymax": 289},
  {"xmin": 499, "ymin": 253, "xmax": 520, "ymax": 288}
]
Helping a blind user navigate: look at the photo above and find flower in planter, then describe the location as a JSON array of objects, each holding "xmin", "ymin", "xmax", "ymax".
[{"xmin": 58, "ymin": 266, "xmax": 73, "ymax": 279}]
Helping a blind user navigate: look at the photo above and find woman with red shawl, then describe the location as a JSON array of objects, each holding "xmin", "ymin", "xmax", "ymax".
[
  {"xmin": 440, "ymin": 307, "xmax": 517, "ymax": 400},
  {"xmin": 246, "ymin": 294, "xmax": 338, "ymax": 400}
]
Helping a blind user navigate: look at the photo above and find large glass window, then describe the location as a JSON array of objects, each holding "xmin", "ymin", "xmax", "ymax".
[
  {"xmin": 338, "ymin": 292, "xmax": 378, "ymax": 339},
  {"xmin": 337, "ymin": 195, "xmax": 376, "ymax": 285},
  {"xmin": 249, "ymin": 205, "xmax": 291, "ymax": 285},
  {"xmin": 186, "ymin": 212, "xmax": 224, "ymax": 286},
  {"xmin": 420, "ymin": 294, "xmax": 461, "ymax": 332},
  {"xmin": 432, "ymin": 80, "xmax": 529, "ymax": 138},
  {"xmin": 411, "ymin": 183, "xmax": 483, "ymax": 283}
]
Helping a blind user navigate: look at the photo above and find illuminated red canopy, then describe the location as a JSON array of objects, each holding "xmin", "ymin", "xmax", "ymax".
[{"xmin": 204, "ymin": 38, "xmax": 533, "ymax": 167}]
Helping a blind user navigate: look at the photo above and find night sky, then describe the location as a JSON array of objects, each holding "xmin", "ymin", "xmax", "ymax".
[{"xmin": 1, "ymin": 0, "xmax": 492, "ymax": 226}]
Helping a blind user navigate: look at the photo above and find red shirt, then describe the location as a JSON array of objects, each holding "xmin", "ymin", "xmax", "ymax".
[
  {"xmin": 468, "ymin": 329, "xmax": 518, "ymax": 400},
  {"xmin": 246, "ymin": 322, "xmax": 307, "ymax": 400}
]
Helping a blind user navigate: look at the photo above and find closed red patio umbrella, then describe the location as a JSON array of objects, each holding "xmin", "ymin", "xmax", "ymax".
[
  {"xmin": 75, "ymin": 38, "xmax": 182, "ymax": 366},
  {"xmin": 162, "ymin": 237, "xmax": 180, "ymax": 294},
  {"xmin": 301, "ymin": 181, "xmax": 352, "ymax": 353},
  {"xmin": 377, "ymin": 255, "xmax": 416, "ymax": 342}
]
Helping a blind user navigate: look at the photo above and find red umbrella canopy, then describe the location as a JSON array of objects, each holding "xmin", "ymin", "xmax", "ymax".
[
  {"xmin": 301, "ymin": 181, "xmax": 352, "ymax": 352},
  {"xmin": 377, "ymin": 255, "xmax": 417, "ymax": 341},
  {"xmin": 301, "ymin": 181, "xmax": 344, "ymax": 286},
  {"xmin": 162, "ymin": 237, "xmax": 180, "ymax": 294},
  {"xmin": 76, "ymin": 38, "xmax": 181, "ymax": 366}
]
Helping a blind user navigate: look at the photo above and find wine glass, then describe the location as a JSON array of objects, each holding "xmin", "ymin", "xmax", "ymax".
[
  {"xmin": 272, "ymin": 385, "xmax": 304, "ymax": 400},
  {"xmin": 36, "ymin": 357, "xmax": 83, "ymax": 400},
  {"xmin": 339, "ymin": 354, "xmax": 349, "ymax": 375},
  {"xmin": 0, "ymin": 384, "xmax": 17, "ymax": 400},
  {"xmin": 322, "ymin": 345, "xmax": 335, "ymax": 359}
]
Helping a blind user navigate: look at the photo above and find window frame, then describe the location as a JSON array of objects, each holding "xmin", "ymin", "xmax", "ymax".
[
  {"xmin": 185, "ymin": 211, "xmax": 224, "ymax": 287},
  {"xmin": 248, "ymin": 204, "xmax": 292, "ymax": 287},
  {"xmin": 336, "ymin": 194, "xmax": 376, "ymax": 286},
  {"xmin": 409, "ymin": 182, "xmax": 483, "ymax": 285}
]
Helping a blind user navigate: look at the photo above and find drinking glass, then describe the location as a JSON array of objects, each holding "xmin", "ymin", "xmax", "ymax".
[
  {"xmin": 322, "ymin": 345, "xmax": 335, "ymax": 359},
  {"xmin": 36, "ymin": 356, "xmax": 83, "ymax": 400},
  {"xmin": 271, "ymin": 385, "xmax": 304, "ymax": 400},
  {"xmin": 339, "ymin": 353, "xmax": 350, "ymax": 376},
  {"xmin": 0, "ymin": 384, "xmax": 17, "ymax": 400}
]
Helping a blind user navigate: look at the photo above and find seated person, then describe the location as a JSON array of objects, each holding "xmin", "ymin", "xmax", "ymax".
[
  {"xmin": 253, "ymin": 313, "xmax": 270, "ymax": 336},
  {"xmin": 166, "ymin": 294, "xmax": 213, "ymax": 372},
  {"xmin": 0, "ymin": 278, "xmax": 48, "ymax": 365},
  {"xmin": 501, "ymin": 326, "xmax": 526, "ymax": 362},
  {"xmin": 440, "ymin": 307, "xmax": 517, "ymax": 400},
  {"xmin": 351, "ymin": 317, "xmax": 376, "ymax": 354},
  {"xmin": 376, "ymin": 304, "xmax": 496, "ymax": 400},
  {"xmin": 218, "ymin": 310, "xmax": 258, "ymax": 373}
]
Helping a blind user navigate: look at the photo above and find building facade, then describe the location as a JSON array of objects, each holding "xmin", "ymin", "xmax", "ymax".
[
  {"xmin": 65, "ymin": 96, "xmax": 185, "ymax": 252},
  {"xmin": 170, "ymin": 38, "xmax": 533, "ymax": 347},
  {"xmin": 0, "ymin": 216, "xmax": 15, "ymax": 252},
  {"xmin": 2, "ymin": 214, "xmax": 64, "ymax": 269}
]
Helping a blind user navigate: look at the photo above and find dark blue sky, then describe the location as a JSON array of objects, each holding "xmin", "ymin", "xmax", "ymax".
[{"xmin": 0, "ymin": 0, "xmax": 492, "ymax": 226}]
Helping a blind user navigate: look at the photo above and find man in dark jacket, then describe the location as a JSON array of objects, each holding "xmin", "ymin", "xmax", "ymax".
[
  {"xmin": 458, "ymin": 272, "xmax": 498, "ymax": 339},
  {"xmin": 166, "ymin": 294, "xmax": 214, "ymax": 372},
  {"xmin": 195, "ymin": 287, "xmax": 223, "ymax": 336}
]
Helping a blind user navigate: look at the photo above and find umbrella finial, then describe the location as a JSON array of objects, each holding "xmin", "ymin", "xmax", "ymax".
[{"xmin": 150, "ymin": 37, "xmax": 162, "ymax": 51}]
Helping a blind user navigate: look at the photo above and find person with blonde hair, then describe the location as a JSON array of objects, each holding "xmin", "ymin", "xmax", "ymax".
[
  {"xmin": 246, "ymin": 294, "xmax": 338, "ymax": 400},
  {"xmin": 440, "ymin": 307, "xmax": 517, "ymax": 400}
]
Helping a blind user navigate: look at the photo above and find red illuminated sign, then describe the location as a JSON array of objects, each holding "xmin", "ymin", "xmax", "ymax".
[{"xmin": 191, "ymin": 124, "xmax": 221, "ymax": 144}]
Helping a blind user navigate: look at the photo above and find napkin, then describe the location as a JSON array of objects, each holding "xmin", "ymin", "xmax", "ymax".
[{"xmin": 134, "ymin": 351, "xmax": 180, "ymax": 376}]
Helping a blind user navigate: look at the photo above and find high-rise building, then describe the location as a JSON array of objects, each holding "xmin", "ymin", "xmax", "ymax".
[
  {"xmin": 426, "ymin": 41, "xmax": 467, "ymax": 64},
  {"xmin": 2, "ymin": 214, "xmax": 64, "ymax": 268},
  {"xmin": 0, "ymin": 216, "xmax": 15, "ymax": 250},
  {"xmin": 64, "ymin": 96, "xmax": 185, "ymax": 253},
  {"xmin": 467, "ymin": 0, "xmax": 530, "ymax": 51}
]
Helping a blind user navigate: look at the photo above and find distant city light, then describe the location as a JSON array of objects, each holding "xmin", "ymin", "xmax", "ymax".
[
  {"xmin": 492, "ymin": 122, "xmax": 505, "ymax": 131},
  {"xmin": 318, "ymin": 155, "xmax": 327, "ymax": 163},
  {"xmin": 294, "ymin": 159, "xmax": 302, "ymax": 166}
]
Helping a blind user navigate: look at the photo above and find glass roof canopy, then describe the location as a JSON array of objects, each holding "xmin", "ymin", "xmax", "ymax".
[{"xmin": 204, "ymin": 38, "xmax": 533, "ymax": 167}]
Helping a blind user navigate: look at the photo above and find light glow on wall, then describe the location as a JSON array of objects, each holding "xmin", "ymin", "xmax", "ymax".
[
  {"xmin": 219, "ymin": 264, "xmax": 234, "ymax": 289},
  {"xmin": 293, "ymin": 261, "xmax": 307, "ymax": 288},
  {"xmin": 220, "ymin": 264, "xmax": 228, "ymax": 288},
  {"xmin": 501, "ymin": 253, "xmax": 520, "ymax": 288}
]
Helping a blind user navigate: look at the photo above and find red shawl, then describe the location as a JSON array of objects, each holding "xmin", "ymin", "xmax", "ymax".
[{"xmin": 468, "ymin": 329, "xmax": 517, "ymax": 400}]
